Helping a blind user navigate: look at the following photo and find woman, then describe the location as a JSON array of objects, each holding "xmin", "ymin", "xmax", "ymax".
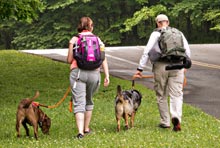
[{"xmin": 67, "ymin": 17, "xmax": 110, "ymax": 139}]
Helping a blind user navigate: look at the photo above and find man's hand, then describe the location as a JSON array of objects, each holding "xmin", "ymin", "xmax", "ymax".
[{"xmin": 133, "ymin": 71, "xmax": 142, "ymax": 79}]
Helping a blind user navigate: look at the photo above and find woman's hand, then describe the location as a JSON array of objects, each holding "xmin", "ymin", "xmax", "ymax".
[{"xmin": 104, "ymin": 77, "xmax": 109, "ymax": 87}]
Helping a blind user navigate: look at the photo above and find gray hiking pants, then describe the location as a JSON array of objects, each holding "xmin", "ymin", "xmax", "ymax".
[{"xmin": 70, "ymin": 68, "xmax": 101, "ymax": 114}]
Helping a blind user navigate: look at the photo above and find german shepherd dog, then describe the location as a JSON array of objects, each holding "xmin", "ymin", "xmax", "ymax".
[
  {"xmin": 16, "ymin": 91, "xmax": 51, "ymax": 140},
  {"xmin": 115, "ymin": 83, "xmax": 142, "ymax": 131}
]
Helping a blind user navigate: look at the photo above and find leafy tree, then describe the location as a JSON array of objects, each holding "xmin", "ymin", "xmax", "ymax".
[
  {"xmin": 204, "ymin": 9, "xmax": 220, "ymax": 31},
  {"xmin": 122, "ymin": 0, "xmax": 220, "ymax": 43},
  {"xmin": 0, "ymin": 0, "xmax": 45, "ymax": 23},
  {"xmin": 168, "ymin": 0, "xmax": 220, "ymax": 42},
  {"xmin": 1, "ymin": 0, "xmax": 220, "ymax": 50},
  {"xmin": 0, "ymin": 0, "xmax": 45, "ymax": 49},
  {"xmin": 12, "ymin": 0, "xmax": 143, "ymax": 49},
  {"xmin": 121, "ymin": 4, "xmax": 167, "ymax": 32}
]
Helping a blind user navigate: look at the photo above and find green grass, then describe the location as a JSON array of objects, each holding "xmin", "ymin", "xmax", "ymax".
[{"xmin": 0, "ymin": 50, "xmax": 220, "ymax": 148}]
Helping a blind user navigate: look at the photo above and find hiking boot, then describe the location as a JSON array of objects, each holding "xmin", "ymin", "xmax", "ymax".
[
  {"xmin": 158, "ymin": 123, "xmax": 170, "ymax": 129},
  {"xmin": 172, "ymin": 117, "xmax": 181, "ymax": 132}
]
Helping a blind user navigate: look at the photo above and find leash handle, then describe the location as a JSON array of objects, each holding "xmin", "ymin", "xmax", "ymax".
[
  {"xmin": 132, "ymin": 74, "xmax": 154, "ymax": 90},
  {"xmin": 133, "ymin": 74, "xmax": 154, "ymax": 80}
]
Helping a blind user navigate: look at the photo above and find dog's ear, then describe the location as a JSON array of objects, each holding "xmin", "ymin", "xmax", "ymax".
[
  {"xmin": 45, "ymin": 117, "xmax": 51, "ymax": 127},
  {"xmin": 117, "ymin": 85, "xmax": 122, "ymax": 96}
]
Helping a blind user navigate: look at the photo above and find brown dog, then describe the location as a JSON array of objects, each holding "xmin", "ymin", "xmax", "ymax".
[
  {"xmin": 16, "ymin": 91, "xmax": 51, "ymax": 140},
  {"xmin": 115, "ymin": 85, "xmax": 142, "ymax": 131}
]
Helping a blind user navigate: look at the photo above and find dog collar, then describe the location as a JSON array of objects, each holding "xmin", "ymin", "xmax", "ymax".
[{"xmin": 32, "ymin": 102, "xmax": 39, "ymax": 107}]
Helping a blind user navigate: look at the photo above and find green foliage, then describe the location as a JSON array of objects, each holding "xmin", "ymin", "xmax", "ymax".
[
  {"xmin": 9, "ymin": 0, "xmax": 144, "ymax": 49},
  {"xmin": 102, "ymin": 30, "xmax": 122, "ymax": 45},
  {"xmin": 1, "ymin": 0, "xmax": 220, "ymax": 49},
  {"xmin": 121, "ymin": 5, "xmax": 166, "ymax": 32},
  {"xmin": 170, "ymin": 1, "xmax": 203, "ymax": 26},
  {"xmin": 1, "ymin": 51, "xmax": 220, "ymax": 147},
  {"xmin": 0, "ymin": 0, "xmax": 45, "ymax": 23},
  {"xmin": 169, "ymin": 0, "xmax": 220, "ymax": 29},
  {"xmin": 0, "ymin": 0, "xmax": 46, "ymax": 49},
  {"xmin": 47, "ymin": 0, "xmax": 78, "ymax": 10},
  {"xmin": 167, "ymin": 0, "xmax": 220, "ymax": 42},
  {"xmin": 12, "ymin": 20, "xmax": 72, "ymax": 49},
  {"xmin": 135, "ymin": 0, "xmax": 148, "ymax": 5},
  {"xmin": 204, "ymin": 9, "xmax": 220, "ymax": 31}
]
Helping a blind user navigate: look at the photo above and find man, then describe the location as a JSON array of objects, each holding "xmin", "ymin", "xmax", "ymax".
[{"xmin": 135, "ymin": 14, "xmax": 191, "ymax": 131}]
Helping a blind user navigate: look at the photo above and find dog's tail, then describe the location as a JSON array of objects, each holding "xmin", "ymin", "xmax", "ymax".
[
  {"xmin": 117, "ymin": 85, "xmax": 124, "ymax": 103},
  {"xmin": 30, "ymin": 91, "xmax": 40, "ymax": 101},
  {"xmin": 23, "ymin": 91, "xmax": 40, "ymax": 108}
]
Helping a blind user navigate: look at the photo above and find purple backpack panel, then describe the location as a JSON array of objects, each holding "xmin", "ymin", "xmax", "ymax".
[{"xmin": 73, "ymin": 34, "xmax": 104, "ymax": 70}]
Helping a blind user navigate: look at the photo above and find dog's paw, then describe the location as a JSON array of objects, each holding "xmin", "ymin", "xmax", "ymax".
[{"xmin": 125, "ymin": 125, "xmax": 129, "ymax": 130}]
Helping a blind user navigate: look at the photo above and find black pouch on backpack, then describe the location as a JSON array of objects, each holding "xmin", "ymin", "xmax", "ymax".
[
  {"xmin": 165, "ymin": 56, "xmax": 191, "ymax": 70},
  {"xmin": 148, "ymin": 49, "xmax": 162, "ymax": 63}
]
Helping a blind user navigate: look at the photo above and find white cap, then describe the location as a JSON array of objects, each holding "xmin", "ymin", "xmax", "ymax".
[{"xmin": 155, "ymin": 14, "xmax": 169, "ymax": 22}]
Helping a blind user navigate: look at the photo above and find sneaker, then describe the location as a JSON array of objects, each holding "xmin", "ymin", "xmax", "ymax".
[
  {"xmin": 158, "ymin": 123, "xmax": 170, "ymax": 129},
  {"xmin": 76, "ymin": 133, "xmax": 84, "ymax": 139},
  {"xmin": 172, "ymin": 117, "xmax": 181, "ymax": 132},
  {"xmin": 84, "ymin": 129, "xmax": 92, "ymax": 135}
]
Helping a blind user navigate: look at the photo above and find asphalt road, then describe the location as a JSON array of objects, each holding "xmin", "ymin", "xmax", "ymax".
[
  {"xmin": 21, "ymin": 44, "xmax": 220, "ymax": 119},
  {"xmin": 105, "ymin": 45, "xmax": 220, "ymax": 120}
]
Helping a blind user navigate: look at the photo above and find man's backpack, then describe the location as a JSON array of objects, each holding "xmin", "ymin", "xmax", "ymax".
[
  {"xmin": 158, "ymin": 27, "xmax": 187, "ymax": 63},
  {"xmin": 73, "ymin": 34, "xmax": 104, "ymax": 70}
]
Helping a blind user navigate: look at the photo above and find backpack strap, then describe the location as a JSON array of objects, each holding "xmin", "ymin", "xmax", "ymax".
[
  {"xmin": 154, "ymin": 27, "xmax": 172, "ymax": 32},
  {"xmin": 72, "ymin": 34, "xmax": 80, "ymax": 49},
  {"xmin": 75, "ymin": 34, "xmax": 80, "ymax": 38},
  {"xmin": 154, "ymin": 28, "xmax": 161, "ymax": 32}
]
